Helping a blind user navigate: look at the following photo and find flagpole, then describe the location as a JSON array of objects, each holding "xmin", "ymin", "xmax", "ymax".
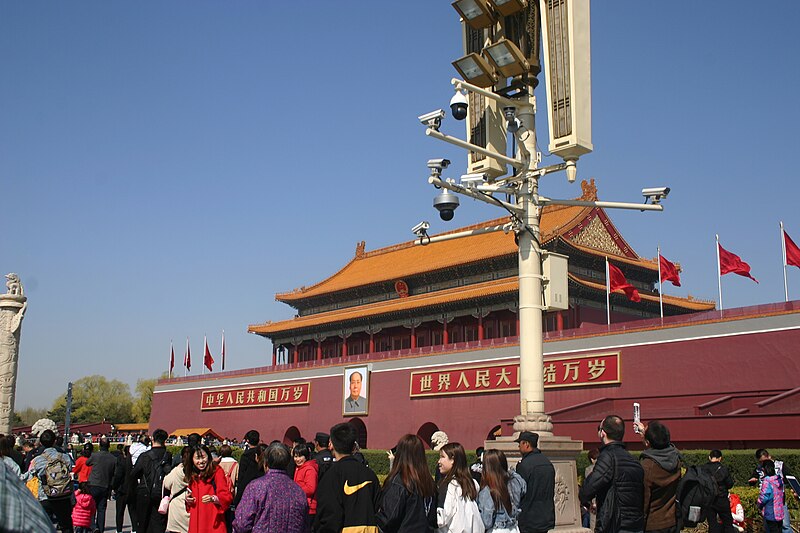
[
  {"xmin": 781, "ymin": 221, "xmax": 789, "ymax": 302},
  {"xmin": 169, "ymin": 340, "xmax": 173, "ymax": 379},
  {"xmin": 221, "ymin": 330, "xmax": 225, "ymax": 371},
  {"xmin": 606, "ymin": 257, "xmax": 611, "ymax": 326},
  {"xmin": 185, "ymin": 337, "xmax": 189, "ymax": 377},
  {"xmin": 658, "ymin": 246, "xmax": 664, "ymax": 319},
  {"xmin": 716, "ymin": 234, "xmax": 723, "ymax": 313},
  {"xmin": 203, "ymin": 335, "xmax": 206, "ymax": 375}
]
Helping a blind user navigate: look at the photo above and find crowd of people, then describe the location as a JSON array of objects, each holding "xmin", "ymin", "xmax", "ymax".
[
  {"xmin": 578, "ymin": 416, "xmax": 796, "ymax": 533},
  {"xmin": 0, "ymin": 415, "xmax": 796, "ymax": 533}
]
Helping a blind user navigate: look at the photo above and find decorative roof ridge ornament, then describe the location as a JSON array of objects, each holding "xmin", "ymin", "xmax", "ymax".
[
  {"xmin": 651, "ymin": 257, "xmax": 683, "ymax": 273},
  {"xmin": 355, "ymin": 241, "xmax": 366, "ymax": 259},
  {"xmin": 579, "ymin": 178, "xmax": 597, "ymax": 201}
]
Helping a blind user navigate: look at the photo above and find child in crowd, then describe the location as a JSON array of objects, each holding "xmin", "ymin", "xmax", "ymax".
[{"xmin": 72, "ymin": 481, "xmax": 97, "ymax": 533}]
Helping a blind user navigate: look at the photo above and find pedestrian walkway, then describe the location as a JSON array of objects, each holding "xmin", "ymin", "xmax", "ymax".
[{"xmin": 103, "ymin": 497, "xmax": 132, "ymax": 533}]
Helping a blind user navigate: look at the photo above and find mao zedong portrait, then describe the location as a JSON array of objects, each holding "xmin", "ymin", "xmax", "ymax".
[{"xmin": 344, "ymin": 370, "xmax": 367, "ymax": 414}]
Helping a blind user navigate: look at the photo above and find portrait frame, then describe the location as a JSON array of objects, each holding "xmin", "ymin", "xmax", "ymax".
[{"xmin": 343, "ymin": 365, "xmax": 369, "ymax": 416}]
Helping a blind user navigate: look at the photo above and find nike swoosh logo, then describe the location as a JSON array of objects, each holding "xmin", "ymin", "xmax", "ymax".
[{"xmin": 343, "ymin": 480, "xmax": 372, "ymax": 495}]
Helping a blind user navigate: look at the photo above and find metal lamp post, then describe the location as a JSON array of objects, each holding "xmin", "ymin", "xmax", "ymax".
[{"xmin": 416, "ymin": 4, "xmax": 667, "ymax": 530}]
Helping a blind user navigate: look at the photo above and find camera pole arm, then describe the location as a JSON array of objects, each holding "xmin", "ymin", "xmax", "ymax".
[{"xmin": 428, "ymin": 176, "xmax": 523, "ymax": 215}]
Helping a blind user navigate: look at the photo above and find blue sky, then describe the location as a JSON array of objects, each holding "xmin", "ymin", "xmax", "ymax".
[{"xmin": 3, "ymin": 2, "xmax": 799, "ymax": 409}]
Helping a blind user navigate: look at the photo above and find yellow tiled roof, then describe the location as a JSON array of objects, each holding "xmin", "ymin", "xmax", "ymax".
[
  {"xmin": 277, "ymin": 203, "xmax": 593, "ymax": 302},
  {"xmin": 251, "ymin": 278, "xmax": 519, "ymax": 334},
  {"xmin": 572, "ymin": 274, "xmax": 716, "ymax": 311},
  {"xmin": 565, "ymin": 241, "xmax": 660, "ymax": 271},
  {"xmin": 250, "ymin": 274, "xmax": 714, "ymax": 335}
]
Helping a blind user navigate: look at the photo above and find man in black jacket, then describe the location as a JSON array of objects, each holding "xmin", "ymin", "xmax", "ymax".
[
  {"xmin": 234, "ymin": 429, "xmax": 263, "ymax": 508},
  {"xmin": 515, "ymin": 431, "xmax": 555, "ymax": 533},
  {"xmin": 701, "ymin": 450, "xmax": 735, "ymax": 533},
  {"xmin": 313, "ymin": 432, "xmax": 334, "ymax": 481},
  {"xmin": 314, "ymin": 423, "xmax": 380, "ymax": 533},
  {"xmin": 131, "ymin": 429, "xmax": 172, "ymax": 533},
  {"xmin": 86, "ymin": 437, "xmax": 117, "ymax": 533},
  {"xmin": 580, "ymin": 415, "xmax": 645, "ymax": 533}
]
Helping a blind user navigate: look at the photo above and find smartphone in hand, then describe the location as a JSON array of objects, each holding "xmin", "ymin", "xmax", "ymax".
[{"xmin": 633, "ymin": 402, "xmax": 641, "ymax": 433}]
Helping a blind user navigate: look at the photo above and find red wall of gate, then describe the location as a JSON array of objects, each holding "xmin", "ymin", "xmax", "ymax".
[{"xmin": 151, "ymin": 328, "xmax": 800, "ymax": 450}]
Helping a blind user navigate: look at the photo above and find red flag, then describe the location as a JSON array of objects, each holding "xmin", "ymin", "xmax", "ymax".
[
  {"xmin": 659, "ymin": 254, "xmax": 681, "ymax": 287},
  {"xmin": 169, "ymin": 343, "xmax": 175, "ymax": 376},
  {"xmin": 608, "ymin": 262, "xmax": 641, "ymax": 302},
  {"xmin": 184, "ymin": 339, "xmax": 191, "ymax": 371},
  {"xmin": 204, "ymin": 337, "xmax": 214, "ymax": 372},
  {"xmin": 718, "ymin": 243, "xmax": 758, "ymax": 283},
  {"xmin": 785, "ymin": 230, "xmax": 800, "ymax": 268},
  {"xmin": 221, "ymin": 332, "xmax": 226, "ymax": 371}
]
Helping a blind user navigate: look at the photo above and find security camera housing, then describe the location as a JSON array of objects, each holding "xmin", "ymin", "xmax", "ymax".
[
  {"xmin": 450, "ymin": 91, "xmax": 468, "ymax": 121},
  {"xmin": 418, "ymin": 109, "xmax": 446, "ymax": 130},
  {"xmin": 433, "ymin": 190, "xmax": 460, "ymax": 221},
  {"xmin": 427, "ymin": 159, "xmax": 451, "ymax": 171},
  {"xmin": 411, "ymin": 221, "xmax": 430, "ymax": 236},
  {"xmin": 642, "ymin": 187, "xmax": 670, "ymax": 203},
  {"xmin": 459, "ymin": 173, "xmax": 489, "ymax": 186}
]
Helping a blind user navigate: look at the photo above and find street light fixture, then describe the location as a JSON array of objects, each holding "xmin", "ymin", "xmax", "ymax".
[
  {"xmin": 488, "ymin": 0, "xmax": 527, "ymax": 17},
  {"xmin": 452, "ymin": 0, "xmax": 495, "ymax": 30},
  {"xmin": 452, "ymin": 53, "xmax": 498, "ymax": 88},
  {"xmin": 484, "ymin": 38, "xmax": 530, "ymax": 79}
]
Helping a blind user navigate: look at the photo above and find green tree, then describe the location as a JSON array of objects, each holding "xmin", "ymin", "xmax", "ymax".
[
  {"xmin": 48, "ymin": 375, "xmax": 134, "ymax": 424},
  {"xmin": 132, "ymin": 373, "xmax": 166, "ymax": 423},
  {"xmin": 13, "ymin": 407, "xmax": 48, "ymax": 426}
]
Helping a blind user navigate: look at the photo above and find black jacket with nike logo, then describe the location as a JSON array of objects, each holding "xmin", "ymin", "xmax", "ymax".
[{"xmin": 314, "ymin": 455, "xmax": 381, "ymax": 533}]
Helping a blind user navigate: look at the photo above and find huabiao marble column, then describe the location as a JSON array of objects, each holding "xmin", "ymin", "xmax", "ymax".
[{"xmin": 0, "ymin": 273, "xmax": 27, "ymax": 434}]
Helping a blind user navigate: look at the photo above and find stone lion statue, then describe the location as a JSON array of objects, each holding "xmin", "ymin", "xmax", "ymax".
[
  {"xmin": 431, "ymin": 430, "xmax": 449, "ymax": 451},
  {"xmin": 31, "ymin": 418, "xmax": 57, "ymax": 436},
  {"xmin": 5, "ymin": 273, "xmax": 23, "ymax": 296}
]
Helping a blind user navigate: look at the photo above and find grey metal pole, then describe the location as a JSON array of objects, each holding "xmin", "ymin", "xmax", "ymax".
[{"xmin": 64, "ymin": 382, "xmax": 73, "ymax": 442}]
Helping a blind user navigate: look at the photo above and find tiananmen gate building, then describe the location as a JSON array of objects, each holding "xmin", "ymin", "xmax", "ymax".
[{"xmin": 151, "ymin": 180, "xmax": 800, "ymax": 450}]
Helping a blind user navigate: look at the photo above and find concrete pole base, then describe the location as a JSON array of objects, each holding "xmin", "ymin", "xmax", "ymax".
[{"xmin": 486, "ymin": 433, "xmax": 591, "ymax": 533}]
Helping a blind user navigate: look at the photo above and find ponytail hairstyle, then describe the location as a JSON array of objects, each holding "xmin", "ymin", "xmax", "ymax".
[
  {"xmin": 439, "ymin": 442, "xmax": 477, "ymax": 500},
  {"xmin": 480, "ymin": 449, "xmax": 511, "ymax": 513}
]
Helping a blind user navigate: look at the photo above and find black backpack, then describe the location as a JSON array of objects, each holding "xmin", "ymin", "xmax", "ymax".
[
  {"xmin": 675, "ymin": 465, "xmax": 719, "ymax": 528},
  {"xmin": 142, "ymin": 449, "xmax": 173, "ymax": 500}
]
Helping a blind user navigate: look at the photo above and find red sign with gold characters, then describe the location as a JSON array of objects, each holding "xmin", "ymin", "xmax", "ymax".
[
  {"xmin": 201, "ymin": 382, "xmax": 311, "ymax": 410},
  {"xmin": 409, "ymin": 353, "xmax": 620, "ymax": 397}
]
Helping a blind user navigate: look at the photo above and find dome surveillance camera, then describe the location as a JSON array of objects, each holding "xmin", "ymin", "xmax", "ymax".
[
  {"xmin": 433, "ymin": 190, "xmax": 460, "ymax": 221},
  {"xmin": 450, "ymin": 91, "xmax": 468, "ymax": 121}
]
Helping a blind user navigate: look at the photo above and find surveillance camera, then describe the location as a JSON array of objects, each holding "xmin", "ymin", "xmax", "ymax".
[
  {"xmin": 459, "ymin": 172, "xmax": 489, "ymax": 186},
  {"xmin": 411, "ymin": 221, "xmax": 430, "ymax": 237},
  {"xmin": 418, "ymin": 109, "xmax": 446, "ymax": 130},
  {"xmin": 503, "ymin": 106, "xmax": 521, "ymax": 133},
  {"xmin": 427, "ymin": 159, "xmax": 451, "ymax": 177},
  {"xmin": 642, "ymin": 187, "xmax": 671, "ymax": 204},
  {"xmin": 450, "ymin": 91, "xmax": 468, "ymax": 121},
  {"xmin": 433, "ymin": 190, "xmax": 460, "ymax": 221}
]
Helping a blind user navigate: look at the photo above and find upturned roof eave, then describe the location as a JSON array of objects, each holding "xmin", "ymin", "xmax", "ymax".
[{"xmin": 274, "ymin": 204, "xmax": 595, "ymax": 304}]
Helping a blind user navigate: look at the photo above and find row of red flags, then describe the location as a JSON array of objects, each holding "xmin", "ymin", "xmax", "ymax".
[
  {"xmin": 169, "ymin": 333, "xmax": 226, "ymax": 376},
  {"xmin": 608, "ymin": 227, "xmax": 800, "ymax": 302}
]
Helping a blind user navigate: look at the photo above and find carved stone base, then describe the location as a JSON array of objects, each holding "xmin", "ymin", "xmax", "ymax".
[
  {"xmin": 513, "ymin": 413, "xmax": 554, "ymax": 435},
  {"xmin": 486, "ymin": 434, "xmax": 591, "ymax": 533}
]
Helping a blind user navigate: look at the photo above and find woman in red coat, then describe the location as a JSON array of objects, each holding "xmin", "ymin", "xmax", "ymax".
[
  {"xmin": 184, "ymin": 444, "xmax": 233, "ymax": 533},
  {"xmin": 293, "ymin": 443, "xmax": 318, "ymax": 532},
  {"xmin": 72, "ymin": 443, "xmax": 93, "ymax": 484}
]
